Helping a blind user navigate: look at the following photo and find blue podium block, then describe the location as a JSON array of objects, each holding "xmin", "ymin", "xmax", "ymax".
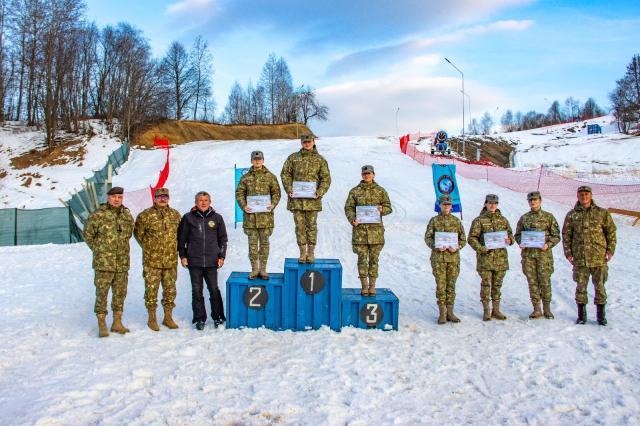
[
  {"xmin": 341, "ymin": 288, "xmax": 399, "ymax": 331},
  {"xmin": 226, "ymin": 272, "xmax": 286, "ymax": 330},
  {"xmin": 283, "ymin": 258, "xmax": 342, "ymax": 331}
]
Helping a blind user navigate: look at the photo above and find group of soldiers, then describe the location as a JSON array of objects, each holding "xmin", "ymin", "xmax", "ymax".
[{"xmin": 83, "ymin": 134, "xmax": 617, "ymax": 338}]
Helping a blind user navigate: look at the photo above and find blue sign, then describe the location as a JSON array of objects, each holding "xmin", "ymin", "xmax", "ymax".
[
  {"xmin": 432, "ymin": 164, "xmax": 462, "ymax": 213},
  {"xmin": 234, "ymin": 166, "xmax": 250, "ymax": 223}
]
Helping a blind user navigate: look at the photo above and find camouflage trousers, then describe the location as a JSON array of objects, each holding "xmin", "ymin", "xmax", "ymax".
[
  {"xmin": 431, "ymin": 260, "xmax": 460, "ymax": 306},
  {"xmin": 94, "ymin": 270, "xmax": 128, "ymax": 314},
  {"xmin": 293, "ymin": 210, "xmax": 318, "ymax": 245},
  {"xmin": 143, "ymin": 265, "xmax": 177, "ymax": 310},
  {"xmin": 478, "ymin": 270, "xmax": 507, "ymax": 302},
  {"xmin": 573, "ymin": 264, "xmax": 608, "ymax": 304},
  {"xmin": 244, "ymin": 227, "xmax": 273, "ymax": 261},
  {"xmin": 521, "ymin": 257, "xmax": 553, "ymax": 303},
  {"xmin": 353, "ymin": 244, "xmax": 383, "ymax": 278}
]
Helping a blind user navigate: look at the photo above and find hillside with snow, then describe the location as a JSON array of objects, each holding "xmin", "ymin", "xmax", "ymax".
[{"xmin": 1, "ymin": 135, "xmax": 639, "ymax": 424}]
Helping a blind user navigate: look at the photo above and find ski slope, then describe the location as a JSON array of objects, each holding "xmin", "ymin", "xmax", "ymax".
[{"xmin": 1, "ymin": 136, "xmax": 639, "ymax": 424}]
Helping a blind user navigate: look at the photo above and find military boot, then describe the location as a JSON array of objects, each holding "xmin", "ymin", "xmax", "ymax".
[
  {"xmin": 482, "ymin": 301, "xmax": 492, "ymax": 321},
  {"xmin": 147, "ymin": 308, "xmax": 160, "ymax": 331},
  {"xmin": 97, "ymin": 314, "xmax": 109, "ymax": 338},
  {"xmin": 306, "ymin": 245, "xmax": 316, "ymax": 263},
  {"xmin": 597, "ymin": 304, "xmax": 607, "ymax": 326},
  {"xmin": 162, "ymin": 306, "xmax": 179, "ymax": 329},
  {"xmin": 528, "ymin": 301, "xmax": 543, "ymax": 319},
  {"xmin": 368, "ymin": 277, "xmax": 377, "ymax": 296},
  {"xmin": 359, "ymin": 277, "xmax": 369, "ymax": 296},
  {"xmin": 446, "ymin": 304, "xmax": 461, "ymax": 323},
  {"xmin": 437, "ymin": 305, "xmax": 447, "ymax": 324},
  {"xmin": 258, "ymin": 256, "xmax": 269, "ymax": 280},
  {"xmin": 248, "ymin": 258, "xmax": 259, "ymax": 280},
  {"xmin": 543, "ymin": 300, "xmax": 554, "ymax": 319},
  {"xmin": 298, "ymin": 244, "xmax": 307, "ymax": 263},
  {"xmin": 111, "ymin": 311, "xmax": 130, "ymax": 334},
  {"xmin": 576, "ymin": 303, "xmax": 587, "ymax": 324},
  {"xmin": 491, "ymin": 300, "xmax": 507, "ymax": 320}
]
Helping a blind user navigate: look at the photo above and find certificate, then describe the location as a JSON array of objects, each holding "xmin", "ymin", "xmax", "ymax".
[
  {"xmin": 356, "ymin": 206, "xmax": 381, "ymax": 224},
  {"xmin": 435, "ymin": 232, "xmax": 458, "ymax": 249},
  {"xmin": 246, "ymin": 195, "xmax": 271, "ymax": 213},
  {"xmin": 520, "ymin": 231, "xmax": 545, "ymax": 248},
  {"xmin": 484, "ymin": 231, "xmax": 508, "ymax": 250},
  {"xmin": 292, "ymin": 181, "xmax": 317, "ymax": 198}
]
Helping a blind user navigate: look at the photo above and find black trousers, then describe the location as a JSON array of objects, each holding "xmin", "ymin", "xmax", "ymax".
[{"xmin": 188, "ymin": 266, "xmax": 225, "ymax": 323}]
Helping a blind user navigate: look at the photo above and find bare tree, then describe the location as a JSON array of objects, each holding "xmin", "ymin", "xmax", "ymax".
[
  {"xmin": 500, "ymin": 110, "xmax": 513, "ymax": 132},
  {"xmin": 190, "ymin": 35, "xmax": 212, "ymax": 121},
  {"xmin": 610, "ymin": 54, "xmax": 640, "ymax": 133},
  {"xmin": 480, "ymin": 111, "xmax": 493, "ymax": 134},
  {"xmin": 564, "ymin": 96, "xmax": 580, "ymax": 121},
  {"xmin": 547, "ymin": 100, "xmax": 563, "ymax": 124},
  {"xmin": 296, "ymin": 85, "xmax": 328, "ymax": 124},
  {"xmin": 582, "ymin": 97, "xmax": 604, "ymax": 119},
  {"xmin": 161, "ymin": 41, "xmax": 195, "ymax": 120}
]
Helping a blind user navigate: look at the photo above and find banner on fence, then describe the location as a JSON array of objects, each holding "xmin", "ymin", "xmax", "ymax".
[
  {"xmin": 234, "ymin": 165, "xmax": 250, "ymax": 226},
  {"xmin": 432, "ymin": 164, "xmax": 462, "ymax": 213}
]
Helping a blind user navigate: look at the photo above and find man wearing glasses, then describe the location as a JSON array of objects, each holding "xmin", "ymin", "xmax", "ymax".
[{"xmin": 134, "ymin": 187, "xmax": 182, "ymax": 331}]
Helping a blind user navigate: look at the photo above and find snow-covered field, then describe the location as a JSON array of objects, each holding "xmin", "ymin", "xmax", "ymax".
[{"xmin": 1, "ymin": 136, "xmax": 640, "ymax": 424}]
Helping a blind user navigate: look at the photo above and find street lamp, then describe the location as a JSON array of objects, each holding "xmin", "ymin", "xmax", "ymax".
[
  {"xmin": 395, "ymin": 107, "xmax": 400, "ymax": 138},
  {"xmin": 445, "ymin": 57, "xmax": 464, "ymax": 136},
  {"xmin": 461, "ymin": 90, "xmax": 470, "ymax": 133}
]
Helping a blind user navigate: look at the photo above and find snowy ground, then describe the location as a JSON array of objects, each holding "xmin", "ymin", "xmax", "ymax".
[
  {"xmin": 0, "ymin": 121, "xmax": 122, "ymax": 209},
  {"xmin": 1, "ymin": 136, "xmax": 640, "ymax": 424}
]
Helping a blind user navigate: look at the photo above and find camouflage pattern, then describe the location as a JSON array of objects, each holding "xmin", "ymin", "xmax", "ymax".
[
  {"xmin": 94, "ymin": 271, "xmax": 128, "ymax": 314},
  {"xmin": 280, "ymin": 146, "xmax": 331, "ymax": 212},
  {"xmin": 424, "ymin": 212, "xmax": 466, "ymax": 305},
  {"xmin": 467, "ymin": 207, "xmax": 514, "ymax": 271},
  {"xmin": 143, "ymin": 266, "xmax": 178, "ymax": 309},
  {"xmin": 515, "ymin": 208, "xmax": 561, "ymax": 303},
  {"xmin": 344, "ymin": 181, "xmax": 393, "ymax": 245},
  {"xmin": 134, "ymin": 205, "xmax": 182, "ymax": 268},
  {"xmin": 574, "ymin": 265, "xmax": 608, "ymax": 304},
  {"xmin": 353, "ymin": 244, "xmax": 383, "ymax": 278},
  {"xmin": 244, "ymin": 227, "xmax": 273, "ymax": 260},
  {"xmin": 235, "ymin": 165, "xmax": 281, "ymax": 229},
  {"xmin": 83, "ymin": 203, "xmax": 135, "ymax": 272},
  {"xmin": 562, "ymin": 200, "xmax": 617, "ymax": 268},
  {"xmin": 293, "ymin": 211, "xmax": 318, "ymax": 245},
  {"xmin": 478, "ymin": 270, "xmax": 507, "ymax": 302}
]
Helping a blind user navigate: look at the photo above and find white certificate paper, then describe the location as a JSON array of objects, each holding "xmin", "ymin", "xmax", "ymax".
[
  {"xmin": 520, "ymin": 231, "xmax": 545, "ymax": 248},
  {"xmin": 292, "ymin": 181, "xmax": 317, "ymax": 198},
  {"xmin": 484, "ymin": 231, "xmax": 508, "ymax": 250},
  {"xmin": 356, "ymin": 206, "xmax": 381, "ymax": 224},
  {"xmin": 435, "ymin": 232, "xmax": 459, "ymax": 249},
  {"xmin": 247, "ymin": 195, "xmax": 271, "ymax": 213}
]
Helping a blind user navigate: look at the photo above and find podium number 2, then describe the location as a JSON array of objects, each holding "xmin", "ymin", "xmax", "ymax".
[
  {"xmin": 249, "ymin": 288, "xmax": 262, "ymax": 307},
  {"xmin": 243, "ymin": 286, "xmax": 268, "ymax": 310},
  {"xmin": 301, "ymin": 270, "xmax": 325, "ymax": 295},
  {"xmin": 360, "ymin": 303, "xmax": 384, "ymax": 327}
]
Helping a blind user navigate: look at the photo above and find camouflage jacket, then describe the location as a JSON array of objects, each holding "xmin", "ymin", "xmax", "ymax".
[
  {"xmin": 562, "ymin": 200, "xmax": 617, "ymax": 267},
  {"xmin": 515, "ymin": 208, "xmax": 560, "ymax": 261},
  {"xmin": 280, "ymin": 146, "xmax": 331, "ymax": 211},
  {"xmin": 424, "ymin": 212, "xmax": 466, "ymax": 263},
  {"xmin": 134, "ymin": 205, "xmax": 182, "ymax": 268},
  {"xmin": 344, "ymin": 181, "xmax": 393, "ymax": 245},
  {"xmin": 468, "ymin": 208, "xmax": 514, "ymax": 271},
  {"xmin": 235, "ymin": 165, "xmax": 281, "ymax": 229},
  {"xmin": 83, "ymin": 203, "xmax": 134, "ymax": 272}
]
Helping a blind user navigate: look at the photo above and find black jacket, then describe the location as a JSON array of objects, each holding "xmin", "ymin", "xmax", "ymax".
[{"xmin": 178, "ymin": 207, "xmax": 228, "ymax": 268}]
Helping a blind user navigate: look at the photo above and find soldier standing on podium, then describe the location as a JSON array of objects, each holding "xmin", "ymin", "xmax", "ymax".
[
  {"xmin": 281, "ymin": 134, "xmax": 331, "ymax": 263},
  {"xmin": 344, "ymin": 165, "xmax": 392, "ymax": 296}
]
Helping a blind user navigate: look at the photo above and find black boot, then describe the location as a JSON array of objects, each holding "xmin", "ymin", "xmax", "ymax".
[
  {"xmin": 576, "ymin": 303, "xmax": 586, "ymax": 325},
  {"xmin": 597, "ymin": 304, "xmax": 607, "ymax": 326}
]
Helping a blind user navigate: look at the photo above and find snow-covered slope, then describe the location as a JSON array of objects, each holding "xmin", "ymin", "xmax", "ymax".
[{"xmin": 1, "ymin": 137, "xmax": 639, "ymax": 424}]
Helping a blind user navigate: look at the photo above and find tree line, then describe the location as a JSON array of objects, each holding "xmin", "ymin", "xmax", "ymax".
[{"xmin": 610, "ymin": 54, "xmax": 640, "ymax": 133}]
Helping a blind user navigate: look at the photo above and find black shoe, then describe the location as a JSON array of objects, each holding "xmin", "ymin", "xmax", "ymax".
[
  {"xmin": 195, "ymin": 321, "xmax": 205, "ymax": 330},
  {"xmin": 576, "ymin": 303, "xmax": 587, "ymax": 325},
  {"xmin": 597, "ymin": 304, "xmax": 607, "ymax": 326},
  {"xmin": 213, "ymin": 318, "xmax": 225, "ymax": 328}
]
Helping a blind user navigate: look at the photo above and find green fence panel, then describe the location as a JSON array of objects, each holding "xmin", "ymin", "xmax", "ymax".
[
  {"xmin": 0, "ymin": 208, "xmax": 17, "ymax": 246},
  {"xmin": 16, "ymin": 207, "xmax": 73, "ymax": 245}
]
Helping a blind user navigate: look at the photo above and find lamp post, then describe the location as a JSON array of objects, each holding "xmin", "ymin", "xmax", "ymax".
[
  {"xmin": 395, "ymin": 107, "xmax": 400, "ymax": 138},
  {"xmin": 461, "ymin": 90, "xmax": 470, "ymax": 133},
  {"xmin": 445, "ymin": 57, "xmax": 464, "ymax": 136}
]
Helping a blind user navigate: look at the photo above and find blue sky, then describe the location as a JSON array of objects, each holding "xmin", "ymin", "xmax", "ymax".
[{"xmin": 85, "ymin": 0, "xmax": 640, "ymax": 136}]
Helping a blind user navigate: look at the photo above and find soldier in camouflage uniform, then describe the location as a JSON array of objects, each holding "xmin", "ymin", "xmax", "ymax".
[
  {"xmin": 424, "ymin": 194, "xmax": 466, "ymax": 324},
  {"xmin": 134, "ymin": 187, "xmax": 182, "ymax": 332},
  {"xmin": 562, "ymin": 185, "xmax": 616, "ymax": 326},
  {"xmin": 468, "ymin": 194, "xmax": 514, "ymax": 321},
  {"xmin": 281, "ymin": 134, "xmax": 331, "ymax": 263},
  {"xmin": 83, "ymin": 186, "xmax": 134, "ymax": 337},
  {"xmin": 236, "ymin": 151, "xmax": 281, "ymax": 279},
  {"xmin": 515, "ymin": 191, "xmax": 561, "ymax": 320},
  {"xmin": 344, "ymin": 165, "xmax": 392, "ymax": 296}
]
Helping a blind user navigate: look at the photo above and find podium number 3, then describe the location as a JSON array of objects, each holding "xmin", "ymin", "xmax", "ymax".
[
  {"xmin": 366, "ymin": 304, "xmax": 378, "ymax": 323},
  {"xmin": 360, "ymin": 303, "xmax": 384, "ymax": 327}
]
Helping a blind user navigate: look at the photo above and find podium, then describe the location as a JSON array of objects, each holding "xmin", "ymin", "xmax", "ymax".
[
  {"xmin": 341, "ymin": 288, "xmax": 399, "ymax": 330},
  {"xmin": 226, "ymin": 272, "xmax": 286, "ymax": 330}
]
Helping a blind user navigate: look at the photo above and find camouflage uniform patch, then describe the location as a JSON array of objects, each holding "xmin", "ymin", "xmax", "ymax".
[
  {"xmin": 478, "ymin": 270, "xmax": 507, "ymax": 302},
  {"xmin": 293, "ymin": 211, "xmax": 318, "ymax": 245},
  {"xmin": 143, "ymin": 266, "xmax": 178, "ymax": 309},
  {"xmin": 353, "ymin": 244, "xmax": 383, "ymax": 278},
  {"xmin": 94, "ymin": 271, "xmax": 128, "ymax": 314},
  {"xmin": 244, "ymin": 227, "xmax": 274, "ymax": 261},
  {"xmin": 573, "ymin": 265, "xmax": 608, "ymax": 304},
  {"xmin": 431, "ymin": 260, "xmax": 460, "ymax": 305}
]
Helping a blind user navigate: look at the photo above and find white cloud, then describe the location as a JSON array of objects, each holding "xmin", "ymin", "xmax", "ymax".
[{"xmin": 166, "ymin": 0, "xmax": 216, "ymax": 16}]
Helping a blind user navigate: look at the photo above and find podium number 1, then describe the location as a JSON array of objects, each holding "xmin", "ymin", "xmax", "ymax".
[{"xmin": 301, "ymin": 270, "xmax": 326, "ymax": 295}]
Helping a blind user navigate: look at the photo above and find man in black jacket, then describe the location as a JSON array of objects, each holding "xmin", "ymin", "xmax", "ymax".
[{"xmin": 178, "ymin": 191, "xmax": 228, "ymax": 330}]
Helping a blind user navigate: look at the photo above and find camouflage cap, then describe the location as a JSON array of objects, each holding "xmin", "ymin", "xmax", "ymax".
[
  {"xmin": 154, "ymin": 187, "xmax": 169, "ymax": 197},
  {"xmin": 485, "ymin": 194, "xmax": 499, "ymax": 203},
  {"xmin": 251, "ymin": 150, "xmax": 264, "ymax": 160},
  {"xmin": 527, "ymin": 191, "xmax": 541, "ymax": 200},
  {"xmin": 107, "ymin": 186, "xmax": 124, "ymax": 195},
  {"xmin": 361, "ymin": 165, "xmax": 375, "ymax": 174},
  {"xmin": 577, "ymin": 185, "xmax": 592, "ymax": 193},
  {"xmin": 300, "ymin": 134, "xmax": 315, "ymax": 142},
  {"xmin": 439, "ymin": 194, "xmax": 453, "ymax": 205}
]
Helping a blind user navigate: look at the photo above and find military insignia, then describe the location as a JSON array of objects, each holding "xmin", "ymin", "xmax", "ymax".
[
  {"xmin": 437, "ymin": 175, "xmax": 455, "ymax": 194},
  {"xmin": 208, "ymin": 220, "xmax": 216, "ymax": 228}
]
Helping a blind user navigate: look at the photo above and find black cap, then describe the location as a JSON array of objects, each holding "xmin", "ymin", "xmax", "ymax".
[{"xmin": 107, "ymin": 186, "xmax": 124, "ymax": 195}]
